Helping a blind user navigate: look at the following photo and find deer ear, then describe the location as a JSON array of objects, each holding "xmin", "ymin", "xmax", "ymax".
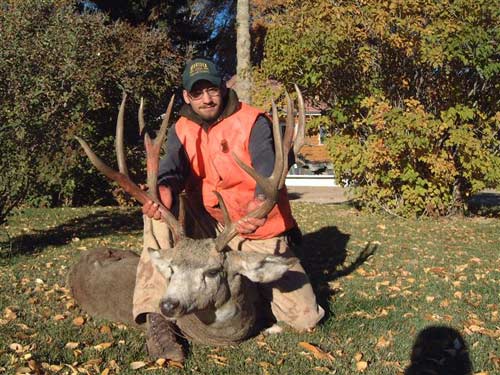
[
  {"xmin": 147, "ymin": 248, "xmax": 173, "ymax": 278},
  {"xmin": 227, "ymin": 252, "xmax": 298, "ymax": 283}
]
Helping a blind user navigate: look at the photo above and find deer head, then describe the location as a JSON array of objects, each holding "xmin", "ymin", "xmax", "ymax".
[
  {"xmin": 75, "ymin": 86, "xmax": 305, "ymax": 323},
  {"xmin": 147, "ymin": 238, "xmax": 297, "ymax": 319}
]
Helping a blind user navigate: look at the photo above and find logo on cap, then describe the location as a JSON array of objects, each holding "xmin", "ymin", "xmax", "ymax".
[{"xmin": 190, "ymin": 62, "xmax": 210, "ymax": 77}]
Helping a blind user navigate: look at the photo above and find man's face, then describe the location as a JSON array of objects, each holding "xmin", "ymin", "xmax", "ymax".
[{"xmin": 183, "ymin": 80, "xmax": 225, "ymax": 123}]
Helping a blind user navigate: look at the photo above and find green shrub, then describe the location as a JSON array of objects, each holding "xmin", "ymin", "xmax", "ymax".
[{"xmin": 329, "ymin": 97, "xmax": 500, "ymax": 217}]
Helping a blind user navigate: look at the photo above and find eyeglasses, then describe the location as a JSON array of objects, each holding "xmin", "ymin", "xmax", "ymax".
[{"xmin": 188, "ymin": 87, "xmax": 221, "ymax": 100}]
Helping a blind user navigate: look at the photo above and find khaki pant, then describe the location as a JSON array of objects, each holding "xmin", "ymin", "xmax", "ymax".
[{"xmin": 132, "ymin": 199, "xmax": 324, "ymax": 331}]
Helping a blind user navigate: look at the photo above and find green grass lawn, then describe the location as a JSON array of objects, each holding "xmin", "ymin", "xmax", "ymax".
[{"xmin": 1, "ymin": 203, "xmax": 498, "ymax": 374}]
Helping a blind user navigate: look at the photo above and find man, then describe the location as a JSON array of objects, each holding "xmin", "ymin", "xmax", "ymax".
[{"xmin": 135, "ymin": 58, "xmax": 324, "ymax": 361}]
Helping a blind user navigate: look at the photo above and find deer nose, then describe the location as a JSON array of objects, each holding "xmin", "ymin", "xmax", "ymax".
[{"xmin": 160, "ymin": 298, "xmax": 179, "ymax": 316}]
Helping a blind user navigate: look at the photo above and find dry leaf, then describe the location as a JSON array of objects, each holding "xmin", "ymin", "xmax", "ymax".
[
  {"xmin": 101, "ymin": 369, "xmax": 110, "ymax": 375},
  {"xmin": 9, "ymin": 343, "xmax": 23, "ymax": 353},
  {"xmin": 15, "ymin": 367, "xmax": 31, "ymax": 374},
  {"xmin": 313, "ymin": 366, "xmax": 333, "ymax": 372},
  {"xmin": 100, "ymin": 325, "xmax": 112, "ymax": 334},
  {"xmin": 94, "ymin": 342, "xmax": 113, "ymax": 351},
  {"xmin": 65, "ymin": 342, "xmax": 79, "ymax": 349},
  {"xmin": 53, "ymin": 314, "xmax": 65, "ymax": 321},
  {"xmin": 207, "ymin": 354, "xmax": 228, "ymax": 362},
  {"xmin": 73, "ymin": 316, "xmax": 85, "ymax": 326},
  {"xmin": 354, "ymin": 352, "xmax": 363, "ymax": 361},
  {"xmin": 4, "ymin": 308, "xmax": 17, "ymax": 321},
  {"xmin": 440, "ymin": 299, "xmax": 450, "ymax": 308},
  {"xmin": 49, "ymin": 365, "xmax": 63, "ymax": 372},
  {"xmin": 299, "ymin": 342, "xmax": 334, "ymax": 361},
  {"xmin": 130, "ymin": 361, "xmax": 146, "ymax": 370},
  {"xmin": 375, "ymin": 336, "xmax": 391, "ymax": 349},
  {"xmin": 155, "ymin": 358, "xmax": 166, "ymax": 367},
  {"xmin": 168, "ymin": 361, "xmax": 184, "ymax": 369},
  {"xmin": 455, "ymin": 264, "xmax": 468, "ymax": 272},
  {"xmin": 356, "ymin": 361, "xmax": 368, "ymax": 372}
]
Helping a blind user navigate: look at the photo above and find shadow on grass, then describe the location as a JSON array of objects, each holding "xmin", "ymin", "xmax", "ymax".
[
  {"xmin": 293, "ymin": 226, "xmax": 377, "ymax": 318},
  {"xmin": 405, "ymin": 325, "xmax": 472, "ymax": 375},
  {"xmin": 287, "ymin": 192, "xmax": 303, "ymax": 200},
  {"xmin": 1, "ymin": 209, "xmax": 143, "ymax": 259},
  {"xmin": 467, "ymin": 191, "xmax": 500, "ymax": 217}
]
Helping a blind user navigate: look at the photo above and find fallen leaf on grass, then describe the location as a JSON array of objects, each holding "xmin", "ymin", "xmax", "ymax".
[
  {"xmin": 93, "ymin": 342, "xmax": 113, "ymax": 351},
  {"xmin": 299, "ymin": 342, "xmax": 334, "ymax": 361},
  {"xmin": 53, "ymin": 314, "xmax": 65, "ymax": 321},
  {"xmin": 65, "ymin": 342, "xmax": 79, "ymax": 349},
  {"xmin": 356, "ymin": 361, "xmax": 368, "ymax": 372},
  {"xmin": 15, "ymin": 367, "xmax": 31, "ymax": 374},
  {"xmin": 375, "ymin": 336, "xmax": 391, "ymax": 349},
  {"xmin": 4, "ymin": 307, "xmax": 17, "ymax": 321},
  {"xmin": 100, "ymin": 325, "xmax": 112, "ymax": 334},
  {"xmin": 489, "ymin": 352, "xmax": 500, "ymax": 369},
  {"xmin": 354, "ymin": 352, "xmax": 368, "ymax": 372},
  {"xmin": 130, "ymin": 361, "xmax": 146, "ymax": 370},
  {"xmin": 168, "ymin": 360, "xmax": 184, "ymax": 369},
  {"xmin": 207, "ymin": 354, "xmax": 228, "ymax": 362},
  {"xmin": 73, "ymin": 316, "xmax": 85, "ymax": 326},
  {"xmin": 313, "ymin": 366, "xmax": 334, "ymax": 373},
  {"xmin": 9, "ymin": 343, "xmax": 24, "ymax": 353}
]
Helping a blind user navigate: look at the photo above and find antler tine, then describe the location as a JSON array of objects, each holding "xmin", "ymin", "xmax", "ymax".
[
  {"xmin": 138, "ymin": 98, "xmax": 146, "ymax": 135},
  {"xmin": 142, "ymin": 95, "xmax": 175, "ymax": 200},
  {"xmin": 116, "ymin": 92, "xmax": 128, "ymax": 176},
  {"xmin": 214, "ymin": 91, "xmax": 296, "ymax": 252},
  {"xmin": 280, "ymin": 91, "xmax": 295, "ymax": 187},
  {"xmin": 213, "ymin": 191, "xmax": 231, "ymax": 228},
  {"xmin": 293, "ymin": 84, "xmax": 305, "ymax": 157},
  {"xmin": 75, "ymin": 96, "xmax": 184, "ymax": 242},
  {"xmin": 229, "ymin": 99, "xmax": 284, "ymax": 199}
]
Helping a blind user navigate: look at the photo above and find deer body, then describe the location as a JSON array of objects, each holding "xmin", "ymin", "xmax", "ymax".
[{"xmin": 68, "ymin": 237, "xmax": 295, "ymax": 345}]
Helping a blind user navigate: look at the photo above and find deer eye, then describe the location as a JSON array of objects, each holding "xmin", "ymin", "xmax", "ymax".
[{"xmin": 204, "ymin": 268, "xmax": 222, "ymax": 278}]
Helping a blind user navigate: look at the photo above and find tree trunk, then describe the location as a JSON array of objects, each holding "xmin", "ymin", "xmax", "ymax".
[{"xmin": 236, "ymin": 0, "xmax": 251, "ymax": 104}]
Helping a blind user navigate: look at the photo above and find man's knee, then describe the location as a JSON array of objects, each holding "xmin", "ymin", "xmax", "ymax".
[
  {"xmin": 289, "ymin": 304, "xmax": 325, "ymax": 331},
  {"xmin": 271, "ymin": 301, "xmax": 325, "ymax": 331}
]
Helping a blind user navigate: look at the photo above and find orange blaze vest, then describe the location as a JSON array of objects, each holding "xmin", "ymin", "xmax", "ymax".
[{"xmin": 175, "ymin": 103, "xmax": 295, "ymax": 239}]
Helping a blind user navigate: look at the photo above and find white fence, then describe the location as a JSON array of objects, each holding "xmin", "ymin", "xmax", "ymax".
[{"xmin": 285, "ymin": 174, "xmax": 338, "ymax": 187}]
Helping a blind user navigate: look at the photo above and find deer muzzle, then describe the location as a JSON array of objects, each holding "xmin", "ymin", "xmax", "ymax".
[{"xmin": 159, "ymin": 298, "xmax": 184, "ymax": 318}]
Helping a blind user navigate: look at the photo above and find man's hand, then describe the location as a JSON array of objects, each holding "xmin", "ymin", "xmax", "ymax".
[
  {"xmin": 235, "ymin": 196, "xmax": 267, "ymax": 235},
  {"xmin": 142, "ymin": 185, "xmax": 173, "ymax": 220}
]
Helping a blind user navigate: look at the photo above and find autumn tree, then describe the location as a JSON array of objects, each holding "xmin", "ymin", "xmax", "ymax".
[
  {"xmin": 89, "ymin": 0, "xmax": 239, "ymax": 74},
  {"xmin": 0, "ymin": 0, "xmax": 181, "ymax": 208},
  {"xmin": 256, "ymin": 0, "xmax": 500, "ymax": 216}
]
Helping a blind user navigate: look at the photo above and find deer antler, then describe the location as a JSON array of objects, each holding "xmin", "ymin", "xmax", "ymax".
[
  {"xmin": 75, "ymin": 94, "xmax": 185, "ymax": 242},
  {"xmin": 214, "ymin": 86, "xmax": 305, "ymax": 251}
]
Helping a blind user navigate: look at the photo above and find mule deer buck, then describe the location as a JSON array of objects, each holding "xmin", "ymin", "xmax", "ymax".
[{"xmin": 68, "ymin": 86, "xmax": 306, "ymax": 357}]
